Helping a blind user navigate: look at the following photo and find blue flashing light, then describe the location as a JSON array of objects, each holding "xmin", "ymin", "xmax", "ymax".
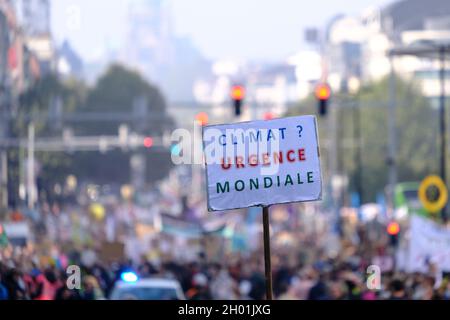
[
  {"xmin": 171, "ymin": 144, "xmax": 181, "ymax": 156},
  {"xmin": 121, "ymin": 271, "xmax": 138, "ymax": 283}
]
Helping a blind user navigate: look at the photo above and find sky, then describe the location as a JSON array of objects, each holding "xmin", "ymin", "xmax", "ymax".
[{"xmin": 51, "ymin": 0, "xmax": 395, "ymax": 63}]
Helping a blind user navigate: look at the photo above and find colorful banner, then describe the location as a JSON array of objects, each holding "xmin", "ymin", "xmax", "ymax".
[{"xmin": 408, "ymin": 215, "xmax": 450, "ymax": 272}]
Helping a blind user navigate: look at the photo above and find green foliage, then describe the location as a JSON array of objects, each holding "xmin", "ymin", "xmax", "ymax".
[
  {"xmin": 18, "ymin": 74, "xmax": 87, "ymax": 135},
  {"xmin": 73, "ymin": 64, "xmax": 175, "ymax": 185},
  {"xmin": 10, "ymin": 75, "xmax": 87, "ymax": 204},
  {"xmin": 13, "ymin": 64, "xmax": 176, "ymax": 202},
  {"xmin": 77, "ymin": 64, "xmax": 174, "ymax": 135},
  {"xmin": 288, "ymin": 77, "xmax": 439, "ymax": 203}
]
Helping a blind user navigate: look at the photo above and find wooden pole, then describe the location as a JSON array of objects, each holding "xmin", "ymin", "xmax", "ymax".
[{"xmin": 262, "ymin": 206, "xmax": 273, "ymax": 300}]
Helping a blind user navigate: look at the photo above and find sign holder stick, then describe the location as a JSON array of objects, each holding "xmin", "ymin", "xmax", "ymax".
[{"xmin": 262, "ymin": 206, "xmax": 273, "ymax": 300}]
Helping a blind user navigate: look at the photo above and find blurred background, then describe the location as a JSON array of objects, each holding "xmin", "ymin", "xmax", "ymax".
[{"xmin": 1, "ymin": 0, "xmax": 450, "ymax": 300}]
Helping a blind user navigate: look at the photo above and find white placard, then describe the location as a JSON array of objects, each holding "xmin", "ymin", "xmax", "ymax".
[
  {"xmin": 408, "ymin": 215, "xmax": 450, "ymax": 272},
  {"xmin": 203, "ymin": 115, "xmax": 322, "ymax": 211}
]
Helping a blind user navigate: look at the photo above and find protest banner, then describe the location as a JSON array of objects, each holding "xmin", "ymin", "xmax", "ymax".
[
  {"xmin": 408, "ymin": 215, "xmax": 450, "ymax": 272},
  {"xmin": 99, "ymin": 242, "xmax": 125, "ymax": 264},
  {"xmin": 202, "ymin": 115, "xmax": 322, "ymax": 299}
]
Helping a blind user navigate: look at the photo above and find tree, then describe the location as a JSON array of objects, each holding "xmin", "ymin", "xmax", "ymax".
[
  {"xmin": 287, "ymin": 76, "xmax": 439, "ymax": 203},
  {"xmin": 73, "ymin": 64, "xmax": 175, "ymax": 186},
  {"xmin": 13, "ymin": 65, "xmax": 176, "ymax": 205},
  {"xmin": 77, "ymin": 63, "xmax": 173, "ymax": 135},
  {"xmin": 11, "ymin": 75, "xmax": 87, "ymax": 205},
  {"xmin": 355, "ymin": 77, "xmax": 438, "ymax": 202}
]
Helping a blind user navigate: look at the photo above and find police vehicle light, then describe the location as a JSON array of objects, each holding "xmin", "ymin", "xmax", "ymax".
[{"xmin": 121, "ymin": 271, "xmax": 138, "ymax": 283}]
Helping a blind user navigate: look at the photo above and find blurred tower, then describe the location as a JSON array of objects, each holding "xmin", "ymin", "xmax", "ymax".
[{"xmin": 124, "ymin": 0, "xmax": 174, "ymax": 83}]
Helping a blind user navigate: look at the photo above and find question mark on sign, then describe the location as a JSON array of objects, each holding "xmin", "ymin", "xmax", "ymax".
[{"xmin": 297, "ymin": 125, "xmax": 303, "ymax": 138}]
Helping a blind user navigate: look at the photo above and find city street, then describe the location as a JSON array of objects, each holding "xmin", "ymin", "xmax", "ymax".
[{"xmin": 1, "ymin": 0, "xmax": 450, "ymax": 307}]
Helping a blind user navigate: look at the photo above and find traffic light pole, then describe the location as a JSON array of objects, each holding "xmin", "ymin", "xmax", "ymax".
[
  {"xmin": 329, "ymin": 99, "xmax": 342, "ymax": 236},
  {"xmin": 387, "ymin": 57, "xmax": 398, "ymax": 217},
  {"xmin": 353, "ymin": 97, "xmax": 363, "ymax": 205},
  {"xmin": 26, "ymin": 122, "xmax": 36, "ymax": 209},
  {"xmin": 0, "ymin": 151, "xmax": 7, "ymax": 211},
  {"xmin": 439, "ymin": 47, "xmax": 447, "ymax": 222}
]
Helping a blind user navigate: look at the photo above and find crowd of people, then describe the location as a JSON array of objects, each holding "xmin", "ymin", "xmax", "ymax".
[
  {"xmin": 1, "ymin": 242, "xmax": 450, "ymax": 300},
  {"xmin": 1, "ymin": 195, "xmax": 450, "ymax": 300}
]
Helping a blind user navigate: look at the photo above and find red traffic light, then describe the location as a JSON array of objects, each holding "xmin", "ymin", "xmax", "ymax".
[
  {"xmin": 263, "ymin": 112, "xmax": 274, "ymax": 120},
  {"xmin": 387, "ymin": 222, "xmax": 400, "ymax": 236},
  {"xmin": 143, "ymin": 137, "xmax": 154, "ymax": 148},
  {"xmin": 195, "ymin": 112, "xmax": 209, "ymax": 126},
  {"xmin": 231, "ymin": 85, "xmax": 245, "ymax": 101},
  {"xmin": 315, "ymin": 83, "xmax": 331, "ymax": 101}
]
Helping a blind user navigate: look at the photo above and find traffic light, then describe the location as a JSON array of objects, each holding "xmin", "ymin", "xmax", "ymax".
[
  {"xmin": 387, "ymin": 221, "xmax": 400, "ymax": 247},
  {"xmin": 143, "ymin": 137, "xmax": 153, "ymax": 148},
  {"xmin": 315, "ymin": 83, "xmax": 331, "ymax": 117},
  {"xmin": 195, "ymin": 112, "xmax": 209, "ymax": 126},
  {"xmin": 263, "ymin": 112, "xmax": 274, "ymax": 120},
  {"xmin": 231, "ymin": 85, "xmax": 245, "ymax": 117}
]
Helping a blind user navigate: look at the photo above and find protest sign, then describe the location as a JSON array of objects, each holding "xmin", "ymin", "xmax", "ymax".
[
  {"xmin": 203, "ymin": 115, "xmax": 322, "ymax": 211},
  {"xmin": 99, "ymin": 242, "xmax": 125, "ymax": 264},
  {"xmin": 202, "ymin": 114, "xmax": 323, "ymax": 300},
  {"xmin": 408, "ymin": 215, "xmax": 450, "ymax": 272}
]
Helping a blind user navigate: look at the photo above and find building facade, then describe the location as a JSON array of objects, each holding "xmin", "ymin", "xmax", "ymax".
[{"xmin": 323, "ymin": 0, "xmax": 450, "ymax": 104}]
